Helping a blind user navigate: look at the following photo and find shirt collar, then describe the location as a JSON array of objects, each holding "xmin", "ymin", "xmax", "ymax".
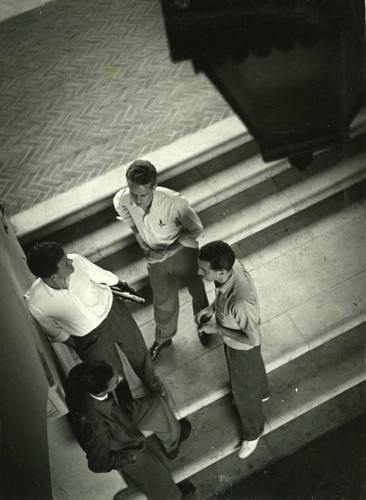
[
  {"xmin": 216, "ymin": 267, "xmax": 235, "ymax": 296},
  {"xmin": 40, "ymin": 277, "xmax": 70, "ymax": 294},
  {"xmin": 89, "ymin": 393, "xmax": 109, "ymax": 401}
]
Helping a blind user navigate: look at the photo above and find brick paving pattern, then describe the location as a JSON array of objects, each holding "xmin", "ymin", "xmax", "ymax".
[{"xmin": 0, "ymin": 0, "xmax": 232, "ymax": 216}]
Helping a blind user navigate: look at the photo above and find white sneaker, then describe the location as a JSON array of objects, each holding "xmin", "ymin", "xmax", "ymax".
[{"xmin": 238, "ymin": 436, "xmax": 260, "ymax": 459}]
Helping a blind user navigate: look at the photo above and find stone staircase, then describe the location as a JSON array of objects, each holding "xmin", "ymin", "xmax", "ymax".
[{"xmin": 12, "ymin": 110, "xmax": 366, "ymax": 500}]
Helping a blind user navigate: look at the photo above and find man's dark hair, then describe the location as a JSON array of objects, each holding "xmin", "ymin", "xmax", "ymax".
[
  {"xmin": 66, "ymin": 360, "xmax": 114, "ymax": 395},
  {"xmin": 198, "ymin": 241, "xmax": 235, "ymax": 271},
  {"xmin": 26, "ymin": 242, "xmax": 65, "ymax": 279},
  {"xmin": 126, "ymin": 159, "xmax": 157, "ymax": 185}
]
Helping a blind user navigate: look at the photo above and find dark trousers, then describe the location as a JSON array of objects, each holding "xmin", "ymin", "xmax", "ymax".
[
  {"xmin": 122, "ymin": 441, "xmax": 181, "ymax": 500},
  {"xmin": 74, "ymin": 297, "xmax": 158, "ymax": 400},
  {"xmin": 224, "ymin": 344, "xmax": 269, "ymax": 441},
  {"xmin": 119, "ymin": 394, "xmax": 182, "ymax": 500},
  {"xmin": 148, "ymin": 246, "xmax": 208, "ymax": 343},
  {"xmin": 126, "ymin": 394, "xmax": 181, "ymax": 454}
]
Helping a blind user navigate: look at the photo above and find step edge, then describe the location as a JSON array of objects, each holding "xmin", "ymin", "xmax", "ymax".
[{"xmin": 11, "ymin": 116, "xmax": 249, "ymax": 239}]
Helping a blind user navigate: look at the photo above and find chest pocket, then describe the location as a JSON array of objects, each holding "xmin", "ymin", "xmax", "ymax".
[{"xmin": 156, "ymin": 218, "xmax": 179, "ymax": 232}]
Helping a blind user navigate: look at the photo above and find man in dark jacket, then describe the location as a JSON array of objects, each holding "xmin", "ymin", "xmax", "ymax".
[{"xmin": 65, "ymin": 360, "xmax": 195, "ymax": 500}]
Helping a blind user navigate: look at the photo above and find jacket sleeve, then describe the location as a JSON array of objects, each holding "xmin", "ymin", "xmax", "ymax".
[{"xmin": 71, "ymin": 415, "xmax": 134, "ymax": 473}]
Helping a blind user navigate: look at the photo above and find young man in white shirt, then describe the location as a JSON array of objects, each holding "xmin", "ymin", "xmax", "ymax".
[
  {"xmin": 25, "ymin": 242, "xmax": 163, "ymax": 399},
  {"xmin": 196, "ymin": 241, "xmax": 269, "ymax": 460},
  {"xmin": 113, "ymin": 160, "xmax": 209, "ymax": 361}
]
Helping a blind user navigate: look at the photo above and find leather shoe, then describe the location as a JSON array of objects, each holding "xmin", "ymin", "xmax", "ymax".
[
  {"xmin": 177, "ymin": 481, "xmax": 196, "ymax": 500},
  {"xmin": 149, "ymin": 339, "xmax": 172, "ymax": 361},
  {"xmin": 262, "ymin": 392, "xmax": 270, "ymax": 402},
  {"xmin": 165, "ymin": 418, "xmax": 192, "ymax": 460},
  {"xmin": 197, "ymin": 329, "xmax": 210, "ymax": 347}
]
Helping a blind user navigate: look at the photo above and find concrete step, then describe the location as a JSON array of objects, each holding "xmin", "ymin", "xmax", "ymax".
[
  {"xmin": 12, "ymin": 116, "xmax": 252, "ymax": 245},
  {"xmin": 97, "ymin": 133, "xmax": 365, "ymax": 291},
  {"xmin": 26, "ymin": 143, "xmax": 288, "ymax": 262},
  {"xmin": 12, "ymin": 107, "xmax": 365, "ymax": 257},
  {"xmin": 19, "ymin": 109, "xmax": 365, "ymax": 499},
  {"xmin": 46, "ymin": 187, "xmax": 366, "ymax": 500},
  {"xmin": 191, "ymin": 382, "xmax": 366, "ymax": 499},
  {"xmin": 117, "ymin": 196, "xmax": 366, "ymax": 421},
  {"xmin": 114, "ymin": 325, "xmax": 366, "ymax": 499}
]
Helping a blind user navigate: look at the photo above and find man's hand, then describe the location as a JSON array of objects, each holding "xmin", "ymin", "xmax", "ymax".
[
  {"xmin": 197, "ymin": 319, "xmax": 222, "ymax": 336},
  {"xmin": 195, "ymin": 305, "xmax": 215, "ymax": 327},
  {"xmin": 63, "ymin": 336, "xmax": 76, "ymax": 349},
  {"xmin": 115, "ymin": 281, "xmax": 143, "ymax": 298},
  {"xmin": 135, "ymin": 233, "xmax": 150, "ymax": 252}
]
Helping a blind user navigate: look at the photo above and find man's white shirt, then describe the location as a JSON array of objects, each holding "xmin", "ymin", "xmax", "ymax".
[
  {"xmin": 24, "ymin": 254, "xmax": 118, "ymax": 343},
  {"xmin": 113, "ymin": 186, "xmax": 203, "ymax": 250}
]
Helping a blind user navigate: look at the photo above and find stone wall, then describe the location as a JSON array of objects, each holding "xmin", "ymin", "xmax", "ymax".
[{"xmin": 0, "ymin": 0, "xmax": 53, "ymax": 23}]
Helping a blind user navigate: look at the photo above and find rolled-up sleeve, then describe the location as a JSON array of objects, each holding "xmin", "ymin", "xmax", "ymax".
[{"xmin": 113, "ymin": 189, "xmax": 135, "ymax": 228}]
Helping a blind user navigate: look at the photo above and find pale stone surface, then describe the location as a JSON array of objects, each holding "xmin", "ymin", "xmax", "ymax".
[
  {"xmin": 253, "ymin": 213, "xmax": 366, "ymax": 322},
  {"xmin": 241, "ymin": 194, "xmax": 365, "ymax": 270},
  {"xmin": 254, "ymin": 244, "xmax": 340, "ymax": 322},
  {"xmin": 190, "ymin": 383, "xmax": 366, "ymax": 499},
  {"xmin": 287, "ymin": 272, "xmax": 366, "ymax": 349},
  {"xmin": 12, "ymin": 116, "xmax": 248, "ymax": 239},
  {"xmin": 0, "ymin": 0, "xmax": 51, "ymax": 23},
  {"xmin": 264, "ymin": 325, "xmax": 365, "ymax": 433},
  {"xmin": 163, "ymin": 345, "xmax": 229, "ymax": 419},
  {"xmin": 266, "ymin": 382, "xmax": 366, "ymax": 463},
  {"xmin": 260, "ymin": 314, "xmax": 308, "ymax": 372}
]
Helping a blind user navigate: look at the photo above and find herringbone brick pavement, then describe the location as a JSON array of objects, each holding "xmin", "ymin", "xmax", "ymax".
[{"xmin": 0, "ymin": 0, "xmax": 232, "ymax": 216}]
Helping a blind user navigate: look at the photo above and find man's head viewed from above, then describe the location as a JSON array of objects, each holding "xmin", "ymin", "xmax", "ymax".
[
  {"xmin": 126, "ymin": 159, "xmax": 157, "ymax": 212},
  {"xmin": 27, "ymin": 242, "xmax": 74, "ymax": 281},
  {"xmin": 197, "ymin": 240, "xmax": 235, "ymax": 283},
  {"xmin": 67, "ymin": 360, "xmax": 122, "ymax": 396}
]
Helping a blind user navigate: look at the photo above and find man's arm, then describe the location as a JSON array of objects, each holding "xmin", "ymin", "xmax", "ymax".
[
  {"xmin": 25, "ymin": 299, "xmax": 71, "ymax": 343},
  {"xmin": 175, "ymin": 194, "xmax": 203, "ymax": 248},
  {"xmin": 73, "ymin": 254, "xmax": 119, "ymax": 286},
  {"xmin": 195, "ymin": 302, "xmax": 216, "ymax": 326},
  {"xmin": 71, "ymin": 416, "xmax": 135, "ymax": 473},
  {"xmin": 199, "ymin": 322, "xmax": 260, "ymax": 347},
  {"xmin": 198, "ymin": 300, "xmax": 261, "ymax": 347},
  {"xmin": 114, "ymin": 192, "xmax": 151, "ymax": 251}
]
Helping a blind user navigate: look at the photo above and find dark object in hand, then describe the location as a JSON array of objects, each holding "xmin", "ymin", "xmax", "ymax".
[
  {"xmin": 116, "ymin": 280, "xmax": 142, "ymax": 297},
  {"xmin": 198, "ymin": 314, "xmax": 211, "ymax": 328},
  {"xmin": 111, "ymin": 281, "xmax": 145, "ymax": 304}
]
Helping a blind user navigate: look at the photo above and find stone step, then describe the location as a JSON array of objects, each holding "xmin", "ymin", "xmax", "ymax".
[
  {"xmin": 97, "ymin": 133, "xmax": 365, "ymax": 291},
  {"xmin": 12, "ymin": 106, "xmax": 365, "ymax": 255},
  {"xmin": 114, "ymin": 324, "xmax": 366, "ymax": 499},
  {"xmin": 29, "ymin": 144, "xmax": 288, "ymax": 262},
  {"xmin": 120, "ymin": 188, "xmax": 366, "ymax": 330},
  {"xmin": 119, "ymin": 198, "xmax": 366, "ymax": 421},
  {"xmin": 190, "ymin": 382, "xmax": 366, "ymax": 499},
  {"xmin": 12, "ymin": 116, "xmax": 252, "ymax": 244}
]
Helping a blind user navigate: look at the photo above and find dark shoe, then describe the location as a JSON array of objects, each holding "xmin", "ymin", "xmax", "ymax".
[
  {"xmin": 197, "ymin": 329, "xmax": 210, "ymax": 347},
  {"xmin": 166, "ymin": 418, "xmax": 192, "ymax": 460},
  {"xmin": 149, "ymin": 339, "xmax": 172, "ymax": 361},
  {"xmin": 177, "ymin": 481, "xmax": 196, "ymax": 500},
  {"xmin": 262, "ymin": 392, "xmax": 270, "ymax": 402}
]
